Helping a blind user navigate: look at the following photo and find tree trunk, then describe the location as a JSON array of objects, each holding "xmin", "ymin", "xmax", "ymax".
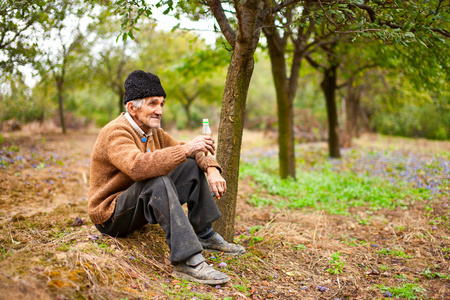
[
  {"xmin": 265, "ymin": 35, "xmax": 296, "ymax": 179},
  {"xmin": 57, "ymin": 81, "xmax": 66, "ymax": 134},
  {"xmin": 182, "ymin": 102, "xmax": 192, "ymax": 129},
  {"xmin": 118, "ymin": 87, "xmax": 125, "ymax": 115},
  {"xmin": 320, "ymin": 63, "xmax": 340, "ymax": 158},
  {"xmin": 359, "ymin": 103, "xmax": 372, "ymax": 133},
  {"xmin": 213, "ymin": 1, "xmax": 261, "ymax": 242},
  {"xmin": 342, "ymin": 79, "xmax": 362, "ymax": 147},
  {"xmin": 215, "ymin": 49, "xmax": 255, "ymax": 241}
]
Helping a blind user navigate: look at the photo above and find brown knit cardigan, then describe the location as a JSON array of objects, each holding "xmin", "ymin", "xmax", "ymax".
[{"xmin": 88, "ymin": 113, "xmax": 221, "ymax": 225}]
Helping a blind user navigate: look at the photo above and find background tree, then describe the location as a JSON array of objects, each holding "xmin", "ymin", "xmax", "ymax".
[
  {"xmin": 163, "ymin": 45, "xmax": 229, "ymax": 128},
  {"xmin": 41, "ymin": 24, "xmax": 86, "ymax": 134},
  {"xmin": 362, "ymin": 38, "xmax": 450, "ymax": 140},
  {"xmin": 0, "ymin": 73, "xmax": 34, "ymax": 126},
  {"xmin": 261, "ymin": 0, "xmax": 450, "ymax": 165},
  {"xmin": 0, "ymin": 0, "xmax": 60, "ymax": 73},
  {"xmin": 88, "ymin": 10, "xmax": 138, "ymax": 115},
  {"xmin": 261, "ymin": 1, "xmax": 320, "ymax": 178}
]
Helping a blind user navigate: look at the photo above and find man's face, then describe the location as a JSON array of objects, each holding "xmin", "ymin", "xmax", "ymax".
[{"xmin": 130, "ymin": 96, "xmax": 165, "ymax": 129}]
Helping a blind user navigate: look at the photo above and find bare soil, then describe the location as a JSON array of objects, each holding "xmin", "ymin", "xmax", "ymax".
[{"xmin": 0, "ymin": 130, "xmax": 449, "ymax": 300}]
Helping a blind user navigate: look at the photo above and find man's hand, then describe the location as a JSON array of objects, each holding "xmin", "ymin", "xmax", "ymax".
[
  {"xmin": 207, "ymin": 167, "xmax": 226, "ymax": 199},
  {"xmin": 183, "ymin": 135, "xmax": 215, "ymax": 157}
]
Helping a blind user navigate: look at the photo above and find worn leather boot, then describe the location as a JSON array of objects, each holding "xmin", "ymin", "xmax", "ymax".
[
  {"xmin": 172, "ymin": 253, "xmax": 230, "ymax": 285},
  {"xmin": 199, "ymin": 233, "xmax": 246, "ymax": 256}
]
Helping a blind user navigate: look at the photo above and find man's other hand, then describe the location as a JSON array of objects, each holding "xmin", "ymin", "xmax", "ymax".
[
  {"xmin": 183, "ymin": 135, "xmax": 215, "ymax": 157},
  {"xmin": 207, "ymin": 167, "xmax": 226, "ymax": 199}
]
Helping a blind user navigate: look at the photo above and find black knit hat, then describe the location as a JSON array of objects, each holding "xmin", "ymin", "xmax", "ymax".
[{"xmin": 123, "ymin": 70, "xmax": 166, "ymax": 105}]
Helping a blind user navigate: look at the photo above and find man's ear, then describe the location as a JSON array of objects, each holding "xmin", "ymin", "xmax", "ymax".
[{"xmin": 127, "ymin": 102, "xmax": 136, "ymax": 116}]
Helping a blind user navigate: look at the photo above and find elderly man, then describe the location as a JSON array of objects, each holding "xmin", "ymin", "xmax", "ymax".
[{"xmin": 88, "ymin": 70, "xmax": 244, "ymax": 285}]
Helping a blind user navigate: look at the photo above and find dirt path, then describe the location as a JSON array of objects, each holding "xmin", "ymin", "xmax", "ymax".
[{"xmin": 0, "ymin": 132, "xmax": 97, "ymax": 223}]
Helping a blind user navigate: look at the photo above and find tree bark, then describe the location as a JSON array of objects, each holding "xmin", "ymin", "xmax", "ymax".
[
  {"xmin": 342, "ymin": 78, "xmax": 362, "ymax": 147},
  {"xmin": 359, "ymin": 103, "xmax": 372, "ymax": 133},
  {"xmin": 118, "ymin": 87, "xmax": 125, "ymax": 115},
  {"xmin": 182, "ymin": 102, "xmax": 192, "ymax": 129},
  {"xmin": 264, "ymin": 30, "xmax": 296, "ymax": 179},
  {"xmin": 213, "ymin": 0, "xmax": 261, "ymax": 242},
  {"xmin": 56, "ymin": 79, "xmax": 66, "ymax": 134},
  {"xmin": 261, "ymin": 1, "xmax": 314, "ymax": 179},
  {"xmin": 320, "ymin": 63, "xmax": 340, "ymax": 158}
]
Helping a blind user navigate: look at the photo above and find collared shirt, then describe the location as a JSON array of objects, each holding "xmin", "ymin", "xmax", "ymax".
[{"xmin": 124, "ymin": 112, "xmax": 153, "ymax": 143}]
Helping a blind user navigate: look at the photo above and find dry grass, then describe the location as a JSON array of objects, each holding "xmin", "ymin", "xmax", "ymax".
[{"xmin": 0, "ymin": 130, "xmax": 449, "ymax": 299}]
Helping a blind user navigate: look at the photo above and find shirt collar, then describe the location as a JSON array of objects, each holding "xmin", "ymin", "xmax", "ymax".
[{"xmin": 124, "ymin": 112, "xmax": 153, "ymax": 137}]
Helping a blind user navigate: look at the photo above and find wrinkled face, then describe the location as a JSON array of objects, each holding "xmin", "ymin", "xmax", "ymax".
[{"xmin": 128, "ymin": 96, "xmax": 165, "ymax": 129}]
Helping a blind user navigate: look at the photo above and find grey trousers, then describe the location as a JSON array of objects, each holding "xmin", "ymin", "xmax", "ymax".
[{"xmin": 95, "ymin": 158, "xmax": 222, "ymax": 264}]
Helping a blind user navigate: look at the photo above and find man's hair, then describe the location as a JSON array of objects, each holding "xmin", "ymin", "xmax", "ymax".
[{"xmin": 125, "ymin": 98, "xmax": 146, "ymax": 113}]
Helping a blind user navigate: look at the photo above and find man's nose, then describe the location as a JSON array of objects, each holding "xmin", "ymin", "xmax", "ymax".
[{"xmin": 155, "ymin": 106, "xmax": 163, "ymax": 115}]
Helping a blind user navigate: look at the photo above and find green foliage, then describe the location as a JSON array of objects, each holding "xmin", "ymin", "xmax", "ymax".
[
  {"xmin": 420, "ymin": 268, "xmax": 450, "ymax": 280},
  {"xmin": 0, "ymin": 248, "xmax": 12, "ymax": 261},
  {"xmin": 379, "ymin": 264, "xmax": 390, "ymax": 272},
  {"xmin": 375, "ymin": 283, "xmax": 426, "ymax": 299},
  {"xmin": 0, "ymin": 0, "xmax": 54, "ymax": 71},
  {"xmin": 233, "ymin": 284, "xmax": 250, "ymax": 295},
  {"xmin": 239, "ymin": 157, "xmax": 428, "ymax": 215},
  {"xmin": 327, "ymin": 252, "xmax": 345, "ymax": 274},
  {"xmin": 0, "ymin": 0, "xmax": 89, "ymax": 73},
  {"xmin": 1, "ymin": 0, "xmax": 448, "ymax": 141},
  {"xmin": 341, "ymin": 235, "xmax": 367, "ymax": 247},
  {"xmin": 376, "ymin": 248, "xmax": 413, "ymax": 259},
  {"xmin": 367, "ymin": 76, "xmax": 450, "ymax": 140},
  {"xmin": 0, "ymin": 73, "xmax": 47, "ymax": 123},
  {"xmin": 160, "ymin": 34, "xmax": 228, "ymax": 128},
  {"xmin": 237, "ymin": 225, "xmax": 264, "ymax": 247},
  {"xmin": 295, "ymin": 244, "xmax": 306, "ymax": 251}
]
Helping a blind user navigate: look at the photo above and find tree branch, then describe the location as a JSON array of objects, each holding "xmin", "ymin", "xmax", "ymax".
[
  {"xmin": 353, "ymin": 3, "xmax": 376, "ymax": 23},
  {"xmin": 233, "ymin": 0, "xmax": 245, "ymax": 42},
  {"xmin": 337, "ymin": 63, "xmax": 378, "ymax": 89},
  {"xmin": 305, "ymin": 54, "xmax": 322, "ymax": 70},
  {"xmin": 260, "ymin": 0, "xmax": 302, "ymax": 21},
  {"xmin": 430, "ymin": 28, "xmax": 450, "ymax": 38},
  {"xmin": 208, "ymin": 0, "xmax": 236, "ymax": 48},
  {"xmin": 294, "ymin": 1, "xmax": 314, "ymax": 47},
  {"xmin": 353, "ymin": 2, "xmax": 450, "ymax": 38}
]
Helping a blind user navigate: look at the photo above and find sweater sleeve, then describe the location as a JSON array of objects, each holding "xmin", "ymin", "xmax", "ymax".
[
  {"xmin": 194, "ymin": 152, "xmax": 223, "ymax": 173},
  {"xmin": 158, "ymin": 129, "xmax": 223, "ymax": 173},
  {"xmin": 106, "ymin": 127, "xmax": 186, "ymax": 181}
]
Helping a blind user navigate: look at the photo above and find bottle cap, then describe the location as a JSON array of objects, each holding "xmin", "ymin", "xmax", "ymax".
[{"xmin": 203, "ymin": 119, "xmax": 209, "ymax": 124}]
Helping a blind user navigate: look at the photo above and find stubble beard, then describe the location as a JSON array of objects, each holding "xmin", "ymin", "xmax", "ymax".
[{"xmin": 148, "ymin": 116, "xmax": 161, "ymax": 129}]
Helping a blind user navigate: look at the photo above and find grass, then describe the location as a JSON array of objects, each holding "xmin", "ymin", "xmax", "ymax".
[
  {"xmin": 327, "ymin": 251, "xmax": 345, "ymax": 274},
  {"xmin": 420, "ymin": 268, "xmax": 450, "ymax": 280},
  {"xmin": 375, "ymin": 283, "xmax": 426, "ymax": 299},
  {"xmin": 239, "ymin": 157, "xmax": 431, "ymax": 215},
  {"xmin": 376, "ymin": 247, "xmax": 413, "ymax": 259}
]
